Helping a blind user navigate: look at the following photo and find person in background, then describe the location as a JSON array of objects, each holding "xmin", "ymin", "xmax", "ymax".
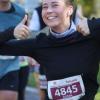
[
  {"xmin": 29, "ymin": 4, "xmax": 48, "ymax": 100},
  {"xmin": 0, "ymin": 0, "xmax": 29, "ymax": 100},
  {"xmin": 18, "ymin": 56, "xmax": 29, "ymax": 100}
]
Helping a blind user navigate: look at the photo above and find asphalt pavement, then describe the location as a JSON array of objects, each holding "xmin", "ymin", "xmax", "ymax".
[{"xmin": 25, "ymin": 87, "xmax": 40, "ymax": 100}]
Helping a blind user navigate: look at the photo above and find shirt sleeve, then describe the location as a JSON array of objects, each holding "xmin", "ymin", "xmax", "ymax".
[
  {"xmin": 88, "ymin": 18, "xmax": 100, "ymax": 41},
  {"xmin": 0, "ymin": 38, "xmax": 37, "ymax": 58},
  {"xmin": 0, "ymin": 27, "xmax": 15, "ymax": 44}
]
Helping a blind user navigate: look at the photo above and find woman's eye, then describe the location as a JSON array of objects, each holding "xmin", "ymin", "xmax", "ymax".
[
  {"xmin": 42, "ymin": 6, "xmax": 48, "ymax": 9},
  {"xmin": 52, "ymin": 4, "xmax": 59, "ymax": 7}
]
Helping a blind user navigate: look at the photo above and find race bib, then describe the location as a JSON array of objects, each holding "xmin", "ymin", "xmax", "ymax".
[{"xmin": 48, "ymin": 75, "xmax": 85, "ymax": 100}]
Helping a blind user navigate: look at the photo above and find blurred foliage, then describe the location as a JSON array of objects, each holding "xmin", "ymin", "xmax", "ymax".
[
  {"xmin": 75, "ymin": 0, "xmax": 94, "ymax": 17},
  {"xmin": 82, "ymin": 0, "xmax": 94, "ymax": 17},
  {"xmin": 27, "ymin": 72, "xmax": 37, "ymax": 87}
]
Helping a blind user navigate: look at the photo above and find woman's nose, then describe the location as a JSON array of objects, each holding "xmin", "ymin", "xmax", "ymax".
[{"xmin": 47, "ymin": 6, "xmax": 53, "ymax": 13}]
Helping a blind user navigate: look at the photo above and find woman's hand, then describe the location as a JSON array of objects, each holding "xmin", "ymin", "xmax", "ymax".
[
  {"xmin": 77, "ymin": 16, "xmax": 90, "ymax": 36},
  {"xmin": 14, "ymin": 15, "xmax": 30, "ymax": 39}
]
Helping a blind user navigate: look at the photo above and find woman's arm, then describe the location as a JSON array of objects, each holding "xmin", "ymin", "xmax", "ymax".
[
  {"xmin": 0, "ymin": 38, "xmax": 37, "ymax": 57},
  {"xmin": 0, "ymin": 27, "xmax": 15, "ymax": 43},
  {"xmin": 77, "ymin": 16, "xmax": 100, "ymax": 40},
  {"xmin": 88, "ymin": 18, "xmax": 100, "ymax": 39}
]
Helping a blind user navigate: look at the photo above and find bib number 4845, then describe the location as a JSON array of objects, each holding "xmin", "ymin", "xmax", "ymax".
[
  {"xmin": 55, "ymin": 84, "xmax": 78, "ymax": 96},
  {"xmin": 48, "ymin": 75, "xmax": 85, "ymax": 100},
  {"xmin": 51, "ymin": 82, "xmax": 82, "ymax": 99}
]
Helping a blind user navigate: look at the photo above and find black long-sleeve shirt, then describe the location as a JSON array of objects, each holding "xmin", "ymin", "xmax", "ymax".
[
  {"xmin": 0, "ymin": 28, "xmax": 14, "ymax": 44},
  {"xmin": 0, "ymin": 19, "xmax": 100, "ymax": 100}
]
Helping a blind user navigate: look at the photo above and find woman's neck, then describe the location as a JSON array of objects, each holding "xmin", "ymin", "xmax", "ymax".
[
  {"xmin": 0, "ymin": 2, "xmax": 11, "ymax": 11},
  {"xmin": 51, "ymin": 20, "xmax": 71, "ymax": 33}
]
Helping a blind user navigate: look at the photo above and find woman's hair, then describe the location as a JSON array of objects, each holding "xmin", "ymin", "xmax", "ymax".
[
  {"xmin": 64, "ymin": 0, "xmax": 77, "ymax": 21},
  {"xmin": 64, "ymin": 0, "xmax": 76, "ymax": 8}
]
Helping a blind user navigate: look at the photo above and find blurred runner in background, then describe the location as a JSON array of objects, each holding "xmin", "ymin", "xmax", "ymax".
[{"xmin": 0, "ymin": 0, "xmax": 29, "ymax": 100}]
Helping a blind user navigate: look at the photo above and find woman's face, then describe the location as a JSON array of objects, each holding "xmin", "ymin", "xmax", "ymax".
[{"xmin": 42, "ymin": 0, "xmax": 73, "ymax": 30}]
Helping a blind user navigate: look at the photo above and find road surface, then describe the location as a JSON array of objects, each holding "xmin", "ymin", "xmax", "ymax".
[{"xmin": 25, "ymin": 87, "xmax": 40, "ymax": 100}]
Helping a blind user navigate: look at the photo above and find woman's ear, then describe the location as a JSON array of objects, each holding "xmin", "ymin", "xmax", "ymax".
[
  {"xmin": 66, "ymin": 5, "xmax": 74, "ymax": 17},
  {"xmin": 68, "ymin": 6, "xmax": 73, "ymax": 16}
]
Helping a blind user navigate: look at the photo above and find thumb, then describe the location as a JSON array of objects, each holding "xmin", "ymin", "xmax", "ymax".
[{"xmin": 20, "ymin": 14, "xmax": 28, "ymax": 25}]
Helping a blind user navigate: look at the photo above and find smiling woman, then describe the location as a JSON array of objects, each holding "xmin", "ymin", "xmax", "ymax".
[{"xmin": 42, "ymin": 0, "xmax": 74, "ymax": 33}]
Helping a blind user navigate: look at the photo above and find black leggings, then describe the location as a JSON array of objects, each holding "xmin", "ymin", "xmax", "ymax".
[
  {"xmin": 0, "ymin": 70, "xmax": 19, "ymax": 91},
  {"xmin": 18, "ymin": 66, "xmax": 29, "ymax": 100}
]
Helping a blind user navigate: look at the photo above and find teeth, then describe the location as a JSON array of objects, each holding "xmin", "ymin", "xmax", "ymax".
[{"xmin": 48, "ymin": 17, "xmax": 56, "ymax": 20}]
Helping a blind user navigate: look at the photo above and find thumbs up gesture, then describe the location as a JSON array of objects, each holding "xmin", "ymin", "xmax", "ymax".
[
  {"xmin": 76, "ymin": 8, "xmax": 90, "ymax": 36},
  {"xmin": 14, "ymin": 15, "xmax": 30, "ymax": 39}
]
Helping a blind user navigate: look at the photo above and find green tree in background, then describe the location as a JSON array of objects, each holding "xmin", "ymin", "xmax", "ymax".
[
  {"xmin": 76, "ymin": 0, "xmax": 94, "ymax": 17},
  {"xmin": 76, "ymin": 0, "xmax": 100, "ymax": 17},
  {"xmin": 94, "ymin": 0, "xmax": 100, "ymax": 17},
  {"xmin": 83, "ymin": 0, "xmax": 94, "ymax": 17}
]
